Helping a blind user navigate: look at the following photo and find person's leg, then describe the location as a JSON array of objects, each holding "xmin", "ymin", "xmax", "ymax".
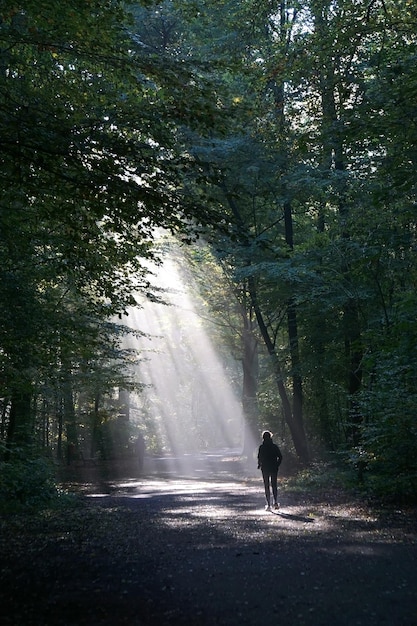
[
  {"xmin": 271, "ymin": 470, "xmax": 278, "ymax": 505},
  {"xmin": 262, "ymin": 470, "xmax": 271, "ymax": 507}
]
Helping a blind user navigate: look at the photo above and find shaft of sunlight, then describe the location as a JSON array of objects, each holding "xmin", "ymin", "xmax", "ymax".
[{"xmin": 121, "ymin": 245, "xmax": 257, "ymax": 478}]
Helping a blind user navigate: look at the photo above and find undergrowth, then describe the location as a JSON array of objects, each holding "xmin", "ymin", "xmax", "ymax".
[{"xmin": 0, "ymin": 458, "xmax": 76, "ymax": 513}]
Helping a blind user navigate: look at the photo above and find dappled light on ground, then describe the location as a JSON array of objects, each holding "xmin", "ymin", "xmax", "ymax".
[
  {"xmin": 83, "ymin": 472, "xmax": 399, "ymax": 542},
  {"xmin": 3, "ymin": 469, "xmax": 416, "ymax": 626}
]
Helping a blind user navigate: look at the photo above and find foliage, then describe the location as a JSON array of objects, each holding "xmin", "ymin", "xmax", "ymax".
[
  {"xmin": 355, "ymin": 348, "xmax": 417, "ymax": 502},
  {"xmin": 1, "ymin": 0, "xmax": 417, "ymax": 502},
  {"xmin": 167, "ymin": 0, "xmax": 417, "ymax": 497},
  {"xmin": 0, "ymin": 456, "xmax": 60, "ymax": 511},
  {"xmin": 284, "ymin": 462, "xmax": 355, "ymax": 493},
  {"xmin": 0, "ymin": 0, "xmax": 225, "ymax": 472}
]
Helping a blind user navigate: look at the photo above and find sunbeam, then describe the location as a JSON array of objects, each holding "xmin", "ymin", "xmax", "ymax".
[{"xmin": 121, "ymin": 244, "xmax": 257, "ymax": 478}]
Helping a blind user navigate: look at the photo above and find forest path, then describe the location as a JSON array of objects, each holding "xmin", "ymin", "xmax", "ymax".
[{"xmin": 1, "ymin": 464, "xmax": 417, "ymax": 625}]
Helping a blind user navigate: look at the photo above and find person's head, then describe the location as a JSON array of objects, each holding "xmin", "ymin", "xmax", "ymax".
[{"xmin": 262, "ymin": 430, "xmax": 273, "ymax": 442}]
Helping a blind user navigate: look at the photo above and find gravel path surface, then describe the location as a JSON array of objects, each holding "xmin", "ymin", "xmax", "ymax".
[{"xmin": 1, "ymin": 461, "xmax": 416, "ymax": 625}]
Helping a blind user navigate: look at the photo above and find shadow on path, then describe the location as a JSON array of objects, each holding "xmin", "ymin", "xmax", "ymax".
[
  {"xmin": 1, "ymin": 467, "xmax": 417, "ymax": 626},
  {"xmin": 271, "ymin": 510, "xmax": 315, "ymax": 523}
]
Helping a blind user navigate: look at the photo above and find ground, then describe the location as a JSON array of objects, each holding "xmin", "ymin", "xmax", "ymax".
[{"xmin": 1, "ymin": 454, "xmax": 416, "ymax": 625}]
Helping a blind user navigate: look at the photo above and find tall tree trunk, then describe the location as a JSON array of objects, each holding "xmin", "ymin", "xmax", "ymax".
[
  {"xmin": 248, "ymin": 276, "xmax": 310, "ymax": 464},
  {"xmin": 63, "ymin": 372, "xmax": 77, "ymax": 465},
  {"xmin": 1, "ymin": 399, "xmax": 9, "ymax": 443},
  {"xmin": 56, "ymin": 395, "xmax": 63, "ymax": 462},
  {"xmin": 223, "ymin": 185, "xmax": 309, "ymax": 464},
  {"xmin": 314, "ymin": 1, "xmax": 363, "ymax": 445},
  {"xmin": 241, "ymin": 302, "xmax": 259, "ymax": 456},
  {"xmin": 287, "ymin": 301, "xmax": 303, "ymax": 433},
  {"xmin": 6, "ymin": 387, "xmax": 33, "ymax": 459},
  {"xmin": 284, "ymin": 200, "xmax": 304, "ymax": 454},
  {"xmin": 269, "ymin": 1, "xmax": 306, "ymax": 459},
  {"xmin": 91, "ymin": 392, "xmax": 101, "ymax": 458},
  {"xmin": 5, "ymin": 344, "xmax": 34, "ymax": 457}
]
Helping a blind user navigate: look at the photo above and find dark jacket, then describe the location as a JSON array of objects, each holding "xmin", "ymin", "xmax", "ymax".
[{"xmin": 258, "ymin": 440, "xmax": 283, "ymax": 473}]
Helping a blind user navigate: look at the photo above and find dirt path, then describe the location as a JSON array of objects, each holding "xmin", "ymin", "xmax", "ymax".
[{"xmin": 1, "ymin": 469, "xmax": 416, "ymax": 625}]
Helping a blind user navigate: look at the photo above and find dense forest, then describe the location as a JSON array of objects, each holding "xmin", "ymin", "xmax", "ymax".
[{"xmin": 1, "ymin": 0, "xmax": 416, "ymax": 505}]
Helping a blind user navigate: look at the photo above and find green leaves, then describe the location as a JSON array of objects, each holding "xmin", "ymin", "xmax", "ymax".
[{"xmin": 0, "ymin": 0, "xmax": 230, "ymax": 455}]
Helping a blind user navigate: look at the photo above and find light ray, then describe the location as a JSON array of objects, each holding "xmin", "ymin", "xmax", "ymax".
[{"xmin": 122, "ymin": 246, "xmax": 257, "ymax": 477}]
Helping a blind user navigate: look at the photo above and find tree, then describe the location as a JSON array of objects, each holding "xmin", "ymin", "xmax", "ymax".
[
  {"xmin": 171, "ymin": 0, "xmax": 311, "ymax": 463},
  {"xmin": 172, "ymin": 0, "xmax": 417, "ymax": 488},
  {"xmin": 0, "ymin": 0, "xmax": 223, "ymax": 460},
  {"xmin": 3, "ymin": 0, "xmax": 417, "ymax": 500}
]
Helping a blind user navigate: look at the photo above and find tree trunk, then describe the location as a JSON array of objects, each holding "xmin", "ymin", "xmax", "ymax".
[
  {"xmin": 314, "ymin": 2, "xmax": 363, "ymax": 444},
  {"xmin": 6, "ymin": 388, "xmax": 33, "ymax": 458},
  {"xmin": 241, "ymin": 304, "xmax": 259, "ymax": 456},
  {"xmin": 284, "ymin": 200, "xmax": 304, "ymax": 456},
  {"xmin": 223, "ymin": 184, "xmax": 309, "ymax": 464},
  {"xmin": 63, "ymin": 374, "xmax": 77, "ymax": 465},
  {"xmin": 269, "ymin": 1, "xmax": 306, "ymax": 461},
  {"xmin": 344, "ymin": 298, "xmax": 363, "ymax": 445},
  {"xmin": 287, "ymin": 300, "xmax": 303, "ymax": 438},
  {"xmin": 248, "ymin": 277, "xmax": 310, "ymax": 465},
  {"xmin": 1, "ymin": 399, "xmax": 9, "ymax": 443},
  {"xmin": 91, "ymin": 392, "xmax": 101, "ymax": 459},
  {"xmin": 56, "ymin": 392, "xmax": 63, "ymax": 461}
]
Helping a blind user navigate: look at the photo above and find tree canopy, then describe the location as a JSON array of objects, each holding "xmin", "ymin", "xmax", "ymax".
[
  {"xmin": 0, "ymin": 0, "xmax": 222, "ymax": 456},
  {"xmin": 1, "ymin": 0, "xmax": 417, "ymax": 503}
]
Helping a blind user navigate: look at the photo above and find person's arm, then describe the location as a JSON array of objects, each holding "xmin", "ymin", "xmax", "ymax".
[{"xmin": 257, "ymin": 446, "xmax": 262, "ymax": 469}]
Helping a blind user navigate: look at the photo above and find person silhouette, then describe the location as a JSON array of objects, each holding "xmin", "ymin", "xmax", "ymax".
[{"xmin": 257, "ymin": 430, "xmax": 283, "ymax": 511}]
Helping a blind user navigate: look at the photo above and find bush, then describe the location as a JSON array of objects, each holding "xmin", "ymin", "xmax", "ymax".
[{"xmin": 0, "ymin": 457, "xmax": 59, "ymax": 511}]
